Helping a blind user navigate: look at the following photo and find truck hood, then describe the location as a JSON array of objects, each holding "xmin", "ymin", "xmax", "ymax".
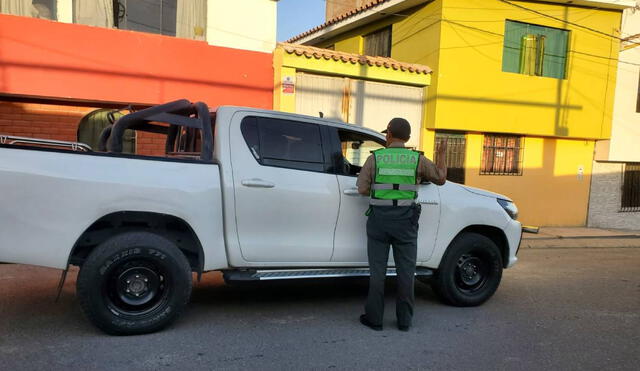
[{"xmin": 455, "ymin": 183, "xmax": 512, "ymax": 201}]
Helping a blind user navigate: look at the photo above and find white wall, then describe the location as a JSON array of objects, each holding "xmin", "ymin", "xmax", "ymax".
[
  {"xmin": 588, "ymin": 161, "xmax": 640, "ymax": 229},
  {"xmin": 206, "ymin": 0, "xmax": 277, "ymax": 53},
  {"xmin": 56, "ymin": 0, "xmax": 72, "ymax": 23},
  {"xmin": 605, "ymin": 3, "xmax": 640, "ymax": 162}
]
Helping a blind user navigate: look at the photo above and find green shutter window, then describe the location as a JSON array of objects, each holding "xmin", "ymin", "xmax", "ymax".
[
  {"xmin": 502, "ymin": 21, "xmax": 526, "ymax": 73},
  {"xmin": 502, "ymin": 20, "xmax": 568, "ymax": 79}
]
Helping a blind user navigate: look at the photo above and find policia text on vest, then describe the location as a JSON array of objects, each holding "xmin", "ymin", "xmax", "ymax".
[{"xmin": 371, "ymin": 148, "xmax": 420, "ymax": 207}]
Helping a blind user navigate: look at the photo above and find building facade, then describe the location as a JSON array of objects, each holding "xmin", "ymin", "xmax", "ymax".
[
  {"xmin": 0, "ymin": 0, "xmax": 278, "ymax": 53},
  {"xmin": 288, "ymin": 0, "xmax": 635, "ymax": 227},
  {"xmin": 589, "ymin": 1, "xmax": 640, "ymax": 229},
  {"xmin": 0, "ymin": 1, "xmax": 276, "ymax": 156}
]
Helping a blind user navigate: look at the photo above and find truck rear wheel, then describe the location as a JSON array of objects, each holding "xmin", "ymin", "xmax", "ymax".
[
  {"xmin": 76, "ymin": 231, "xmax": 192, "ymax": 335},
  {"xmin": 431, "ymin": 232, "xmax": 503, "ymax": 307}
]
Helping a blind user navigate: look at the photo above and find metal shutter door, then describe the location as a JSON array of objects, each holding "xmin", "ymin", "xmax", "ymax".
[
  {"xmin": 295, "ymin": 73, "xmax": 346, "ymax": 121},
  {"xmin": 349, "ymin": 80, "xmax": 424, "ymax": 148}
]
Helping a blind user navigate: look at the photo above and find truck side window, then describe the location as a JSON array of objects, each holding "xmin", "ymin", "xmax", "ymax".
[
  {"xmin": 259, "ymin": 117, "xmax": 324, "ymax": 172},
  {"xmin": 240, "ymin": 116, "xmax": 325, "ymax": 172},
  {"xmin": 337, "ymin": 130, "xmax": 385, "ymax": 176},
  {"xmin": 241, "ymin": 117, "xmax": 260, "ymax": 160}
]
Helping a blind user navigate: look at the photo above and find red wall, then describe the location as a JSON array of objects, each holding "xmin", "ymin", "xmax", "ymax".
[{"xmin": 0, "ymin": 14, "xmax": 273, "ymax": 108}]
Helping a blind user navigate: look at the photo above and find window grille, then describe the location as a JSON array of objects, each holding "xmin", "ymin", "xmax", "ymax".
[
  {"xmin": 434, "ymin": 132, "xmax": 466, "ymax": 184},
  {"xmin": 621, "ymin": 163, "xmax": 640, "ymax": 212},
  {"xmin": 480, "ymin": 135, "xmax": 524, "ymax": 176}
]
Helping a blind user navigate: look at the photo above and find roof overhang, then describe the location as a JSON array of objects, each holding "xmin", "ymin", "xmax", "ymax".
[
  {"xmin": 292, "ymin": 0, "xmax": 429, "ymax": 45},
  {"xmin": 276, "ymin": 43, "xmax": 431, "ymax": 86},
  {"xmin": 541, "ymin": 0, "xmax": 636, "ymax": 10},
  {"xmin": 291, "ymin": 0, "xmax": 636, "ymax": 45}
]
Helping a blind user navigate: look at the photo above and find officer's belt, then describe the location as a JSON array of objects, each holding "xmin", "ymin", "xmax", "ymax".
[
  {"xmin": 369, "ymin": 199, "xmax": 416, "ymax": 206},
  {"xmin": 371, "ymin": 184, "xmax": 418, "ymax": 191}
]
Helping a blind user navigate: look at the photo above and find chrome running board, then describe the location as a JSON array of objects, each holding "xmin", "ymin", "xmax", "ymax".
[{"xmin": 223, "ymin": 267, "xmax": 434, "ymax": 282}]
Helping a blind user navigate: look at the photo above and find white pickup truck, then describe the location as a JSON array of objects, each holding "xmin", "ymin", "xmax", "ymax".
[{"xmin": 0, "ymin": 100, "xmax": 522, "ymax": 335}]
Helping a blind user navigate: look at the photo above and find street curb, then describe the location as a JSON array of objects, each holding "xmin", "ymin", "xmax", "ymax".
[
  {"xmin": 521, "ymin": 238, "xmax": 640, "ymax": 249},
  {"xmin": 523, "ymin": 235, "xmax": 640, "ymax": 240}
]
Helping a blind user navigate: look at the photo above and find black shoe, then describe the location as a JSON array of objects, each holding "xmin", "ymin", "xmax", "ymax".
[
  {"xmin": 359, "ymin": 315, "xmax": 382, "ymax": 331},
  {"xmin": 398, "ymin": 323, "xmax": 410, "ymax": 332}
]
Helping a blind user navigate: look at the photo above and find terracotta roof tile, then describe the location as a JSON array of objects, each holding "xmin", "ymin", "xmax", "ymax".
[
  {"xmin": 286, "ymin": 0, "xmax": 392, "ymax": 43},
  {"xmin": 279, "ymin": 43, "xmax": 432, "ymax": 75}
]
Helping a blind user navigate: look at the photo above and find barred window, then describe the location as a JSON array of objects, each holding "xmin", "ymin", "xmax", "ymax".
[
  {"xmin": 481, "ymin": 135, "xmax": 523, "ymax": 175},
  {"xmin": 621, "ymin": 163, "xmax": 640, "ymax": 212},
  {"xmin": 434, "ymin": 132, "xmax": 466, "ymax": 184},
  {"xmin": 364, "ymin": 26, "xmax": 391, "ymax": 57}
]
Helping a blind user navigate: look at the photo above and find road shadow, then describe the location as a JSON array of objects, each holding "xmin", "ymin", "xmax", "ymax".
[{"xmin": 189, "ymin": 272, "xmax": 440, "ymax": 307}]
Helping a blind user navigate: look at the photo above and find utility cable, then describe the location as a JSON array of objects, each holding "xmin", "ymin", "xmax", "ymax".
[
  {"xmin": 498, "ymin": 0, "xmax": 640, "ymax": 45},
  {"xmin": 318, "ymin": 0, "xmax": 639, "ymax": 43}
]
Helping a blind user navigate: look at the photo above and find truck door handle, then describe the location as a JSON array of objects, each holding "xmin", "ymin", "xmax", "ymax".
[
  {"xmin": 241, "ymin": 179, "xmax": 275, "ymax": 188},
  {"xmin": 343, "ymin": 188, "xmax": 362, "ymax": 196}
]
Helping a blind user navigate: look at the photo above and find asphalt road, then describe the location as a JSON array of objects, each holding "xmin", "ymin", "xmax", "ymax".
[{"xmin": 1, "ymin": 248, "xmax": 639, "ymax": 371}]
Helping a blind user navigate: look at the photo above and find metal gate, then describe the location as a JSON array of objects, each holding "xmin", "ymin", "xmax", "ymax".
[
  {"xmin": 621, "ymin": 163, "xmax": 640, "ymax": 212},
  {"xmin": 434, "ymin": 132, "xmax": 466, "ymax": 184}
]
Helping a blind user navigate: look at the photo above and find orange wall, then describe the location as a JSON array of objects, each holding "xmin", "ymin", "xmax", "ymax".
[{"xmin": 0, "ymin": 14, "xmax": 273, "ymax": 108}]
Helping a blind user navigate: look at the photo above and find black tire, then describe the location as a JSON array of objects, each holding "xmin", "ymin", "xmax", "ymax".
[
  {"xmin": 431, "ymin": 232, "xmax": 503, "ymax": 307},
  {"xmin": 76, "ymin": 231, "xmax": 192, "ymax": 335}
]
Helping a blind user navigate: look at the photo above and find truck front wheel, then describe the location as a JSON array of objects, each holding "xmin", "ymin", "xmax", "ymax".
[
  {"xmin": 430, "ymin": 232, "xmax": 503, "ymax": 307},
  {"xmin": 76, "ymin": 231, "xmax": 192, "ymax": 335}
]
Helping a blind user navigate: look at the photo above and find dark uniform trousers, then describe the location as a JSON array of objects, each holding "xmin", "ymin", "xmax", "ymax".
[{"xmin": 365, "ymin": 204, "xmax": 421, "ymax": 327}]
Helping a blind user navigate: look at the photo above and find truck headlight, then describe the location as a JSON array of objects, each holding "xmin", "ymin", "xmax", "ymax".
[{"xmin": 497, "ymin": 199, "xmax": 518, "ymax": 220}]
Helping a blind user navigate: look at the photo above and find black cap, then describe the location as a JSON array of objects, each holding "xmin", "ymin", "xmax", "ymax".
[{"xmin": 381, "ymin": 118, "xmax": 411, "ymax": 141}]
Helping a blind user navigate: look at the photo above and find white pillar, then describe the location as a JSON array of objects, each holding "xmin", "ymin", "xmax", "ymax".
[
  {"xmin": 206, "ymin": 0, "xmax": 277, "ymax": 53},
  {"xmin": 56, "ymin": 0, "xmax": 73, "ymax": 23}
]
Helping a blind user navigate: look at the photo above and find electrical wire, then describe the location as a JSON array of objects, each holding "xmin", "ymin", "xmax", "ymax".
[
  {"xmin": 312, "ymin": 0, "xmax": 640, "ymax": 65},
  {"xmin": 497, "ymin": 0, "xmax": 639, "ymax": 45},
  {"xmin": 317, "ymin": 0, "xmax": 639, "ymax": 44}
]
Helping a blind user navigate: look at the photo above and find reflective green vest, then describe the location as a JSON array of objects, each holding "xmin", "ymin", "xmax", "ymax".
[{"xmin": 371, "ymin": 147, "xmax": 419, "ymax": 206}]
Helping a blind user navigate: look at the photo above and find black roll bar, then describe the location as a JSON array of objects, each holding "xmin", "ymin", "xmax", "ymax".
[{"xmin": 106, "ymin": 99, "xmax": 213, "ymax": 162}]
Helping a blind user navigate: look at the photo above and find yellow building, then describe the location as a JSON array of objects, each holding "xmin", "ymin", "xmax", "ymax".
[{"xmin": 283, "ymin": 0, "xmax": 636, "ymax": 226}]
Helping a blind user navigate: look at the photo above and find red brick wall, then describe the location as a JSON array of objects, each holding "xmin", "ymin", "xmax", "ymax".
[
  {"xmin": 136, "ymin": 131, "xmax": 166, "ymax": 157},
  {"xmin": 0, "ymin": 101, "xmax": 93, "ymax": 142},
  {"xmin": 0, "ymin": 101, "xmax": 165, "ymax": 156}
]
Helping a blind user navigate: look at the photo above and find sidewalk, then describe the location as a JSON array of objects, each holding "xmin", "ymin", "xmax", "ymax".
[{"xmin": 521, "ymin": 227, "xmax": 640, "ymax": 249}]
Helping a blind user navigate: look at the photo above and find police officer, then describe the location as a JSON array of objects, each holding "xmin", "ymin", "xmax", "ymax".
[{"xmin": 356, "ymin": 118, "xmax": 447, "ymax": 331}]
